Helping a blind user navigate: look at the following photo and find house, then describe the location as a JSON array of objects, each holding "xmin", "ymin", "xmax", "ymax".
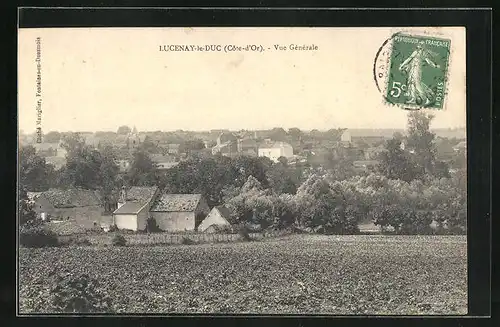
[
  {"xmin": 166, "ymin": 143, "xmax": 181, "ymax": 155},
  {"xmin": 150, "ymin": 193, "xmax": 210, "ymax": 232},
  {"xmin": 258, "ymin": 141, "xmax": 294, "ymax": 163},
  {"xmin": 237, "ymin": 138, "xmax": 258, "ymax": 156},
  {"xmin": 198, "ymin": 206, "xmax": 232, "ymax": 232},
  {"xmin": 33, "ymin": 142, "xmax": 66, "ymax": 157},
  {"xmin": 340, "ymin": 129, "xmax": 388, "ymax": 146},
  {"xmin": 27, "ymin": 192, "xmax": 52, "ymax": 221},
  {"xmin": 453, "ymin": 141, "xmax": 467, "ymax": 153},
  {"xmin": 29, "ymin": 188, "xmax": 102, "ymax": 221},
  {"xmin": 82, "ymin": 134, "xmax": 100, "ymax": 149},
  {"xmin": 150, "ymin": 154, "xmax": 178, "ymax": 171},
  {"xmin": 112, "ymin": 186, "xmax": 159, "ymax": 231}
]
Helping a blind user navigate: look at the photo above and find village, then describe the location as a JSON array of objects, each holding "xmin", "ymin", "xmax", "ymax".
[{"xmin": 19, "ymin": 124, "xmax": 467, "ymax": 238}]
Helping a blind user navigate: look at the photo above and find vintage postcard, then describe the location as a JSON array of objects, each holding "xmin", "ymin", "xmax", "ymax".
[{"xmin": 18, "ymin": 27, "xmax": 467, "ymax": 315}]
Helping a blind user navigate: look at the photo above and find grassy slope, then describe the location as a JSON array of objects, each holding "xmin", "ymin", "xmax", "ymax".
[{"xmin": 19, "ymin": 235, "xmax": 467, "ymax": 315}]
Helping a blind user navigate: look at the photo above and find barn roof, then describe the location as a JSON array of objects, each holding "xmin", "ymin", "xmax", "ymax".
[
  {"xmin": 39, "ymin": 188, "xmax": 101, "ymax": 208},
  {"xmin": 113, "ymin": 202, "xmax": 145, "ymax": 215},
  {"xmin": 258, "ymin": 141, "xmax": 292, "ymax": 150},
  {"xmin": 150, "ymin": 193, "xmax": 203, "ymax": 212},
  {"xmin": 125, "ymin": 186, "xmax": 158, "ymax": 204}
]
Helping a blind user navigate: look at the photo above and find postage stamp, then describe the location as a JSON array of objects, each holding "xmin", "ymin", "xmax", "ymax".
[{"xmin": 383, "ymin": 33, "xmax": 451, "ymax": 110}]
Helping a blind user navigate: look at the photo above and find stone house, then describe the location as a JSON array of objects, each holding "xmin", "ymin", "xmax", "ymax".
[
  {"xmin": 112, "ymin": 186, "xmax": 159, "ymax": 231},
  {"xmin": 28, "ymin": 188, "xmax": 102, "ymax": 221},
  {"xmin": 149, "ymin": 193, "xmax": 210, "ymax": 232}
]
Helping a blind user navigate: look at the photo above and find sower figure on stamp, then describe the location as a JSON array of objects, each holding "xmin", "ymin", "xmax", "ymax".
[{"xmin": 399, "ymin": 44, "xmax": 440, "ymax": 106}]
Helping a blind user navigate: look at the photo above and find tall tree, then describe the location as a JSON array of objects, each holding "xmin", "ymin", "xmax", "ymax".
[
  {"xmin": 406, "ymin": 111, "xmax": 437, "ymax": 175},
  {"xmin": 98, "ymin": 146, "xmax": 121, "ymax": 205},
  {"xmin": 288, "ymin": 128, "xmax": 303, "ymax": 141},
  {"xmin": 378, "ymin": 138, "xmax": 420, "ymax": 182},
  {"xmin": 19, "ymin": 145, "xmax": 51, "ymax": 191},
  {"xmin": 127, "ymin": 149, "xmax": 158, "ymax": 186},
  {"xmin": 60, "ymin": 133, "xmax": 102, "ymax": 189}
]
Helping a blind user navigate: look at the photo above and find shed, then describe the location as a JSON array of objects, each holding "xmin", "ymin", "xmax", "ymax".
[
  {"xmin": 30, "ymin": 188, "xmax": 102, "ymax": 221},
  {"xmin": 113, "ymin": 186, "xmax": 159, "ymax": 231},
  {"xmin": 198, "ymin": 206, "xmax": 232, "ymax": 232},
  {"xmin": 150, "ymin": 193, "xmax": 209, "ymax": 232}
]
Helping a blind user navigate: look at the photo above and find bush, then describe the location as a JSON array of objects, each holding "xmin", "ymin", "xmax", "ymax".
[
  {"xmin": 60, "ymin": 237, "xmax": 92, "ymax": 247},
  {"xmin": 48, "ymin": 272, "xmax": 113, "ymax": 313},
  {"xmin": 146, "ymin": 217, "xmax": 162, "ymax": 233},
  {"xmin": 111, "ymin": 234, "xmax": 127, "ymax": 246},
  {"xmin": 181, "ymin": 237, "xmax": 196, "ymax": 245},
  {"xmin": 108, "ymin": 224, "xmax": 118, "ymax": 232},
  {"xmin": 20, "ymin": 226, "xmax": 59, "ymax": 248},
  {"xmin": 237, "ymin": 225, "xmax": 253, "ymax": 241}
]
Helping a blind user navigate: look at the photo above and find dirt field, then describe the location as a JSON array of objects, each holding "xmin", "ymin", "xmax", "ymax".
[{"xmin": 19, "ymin": 235, "xmax": 467, "ymax": 315}]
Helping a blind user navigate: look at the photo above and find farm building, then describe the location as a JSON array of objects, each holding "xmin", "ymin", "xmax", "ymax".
[
  {"xmin": 113, "ymin": 186, "xmax": 159, "ymax": 231},
  {"xmin": 258, "ymin": 141, "xmax": 294, "ymax": 163},
  {"xmin": 27, "ymin": 192, "xmax": 53, "ymax": 221},
  {"xmin": 28, "ymin": 188, "xmax": 102, "ymax": 221},
  {"xmin": 150, "ymin": 193, "xmax": 210, "ymax": 232},
  {"xmin": 198, "ymin": 206, "xmax": 232, "ymax": 233}
]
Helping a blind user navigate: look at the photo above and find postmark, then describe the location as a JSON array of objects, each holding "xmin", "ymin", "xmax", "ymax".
[{"xmin": 374, "ymin": 32, "xmax": 451, "ymax": 110}]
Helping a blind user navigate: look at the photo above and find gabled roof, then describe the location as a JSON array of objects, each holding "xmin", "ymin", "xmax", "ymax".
[
  {"xmin": 214, "ymin": 206, "xmax": 231, "ymax": 220},
  {"xmin": 39, "ymin": 188, "xmax": 101, "ymax": 208},
  {"xmin": 150, "ymin": 193, "xmax": 203, "ymax": 212},
  {"xmin": 126, "ymin": 186, "xmax": 158, "ymax": 204},
  {"xmin": 113, "ymin": 202, "xmax": 146, "ymax": 214}
]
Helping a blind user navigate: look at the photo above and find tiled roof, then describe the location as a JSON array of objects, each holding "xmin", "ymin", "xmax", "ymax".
[
  {"xmin": 259, "ymin": 141, "xmax": 292, "ymax": 150},
  {"xmin": 46, "ymin": 220, "xmax": 88, "ymax": 235},
  {"xmin": 344, "ymin": 129, "xmax": 398, "ymax": 138},
  {"xmin": 33, "ymin": 142, "xmax": 61, "ymax": 151},
  {"xmin": 126, "ymin": 186, "xmax": 158, "ymax": 204},
  {"xmin": 150, "ymin": 193, "xmax": 202, "ymax": 212},
  {"xmin": 40, "ymin": 188, "xmax": 101, "ymax": 208},
  {"xmin": 113, "ymin": 202, "xmax": 145, "ymax": 214},
  {"xmin": 150, "ymin": 154, "xmax": 176, "ymax": 163}
]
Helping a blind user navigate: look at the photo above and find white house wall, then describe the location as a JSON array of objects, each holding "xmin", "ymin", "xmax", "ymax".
[{"xmin": 115, "ymin": 214, "xmax": 138, "ymax": 231}]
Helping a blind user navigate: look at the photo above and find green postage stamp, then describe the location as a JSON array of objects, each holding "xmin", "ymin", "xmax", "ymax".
[{"xmin": 384, "ymin": 33, "xmax": 451, "ymax": 110}]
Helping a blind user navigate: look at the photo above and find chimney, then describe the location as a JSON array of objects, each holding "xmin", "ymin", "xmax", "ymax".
[{"xmin": 117, "ymin": 186, "xmax": 127, "ymax": 209}]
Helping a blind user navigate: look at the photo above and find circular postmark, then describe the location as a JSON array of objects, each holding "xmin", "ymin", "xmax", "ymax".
[{"xmin": 374, "ymin": 31, "xmax": 452, "ymax": 111}]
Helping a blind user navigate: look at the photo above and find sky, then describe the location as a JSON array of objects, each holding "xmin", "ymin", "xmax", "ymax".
[{"xmin": 18, "ymin": 27, "xmax": 466, "ymax": 133}]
